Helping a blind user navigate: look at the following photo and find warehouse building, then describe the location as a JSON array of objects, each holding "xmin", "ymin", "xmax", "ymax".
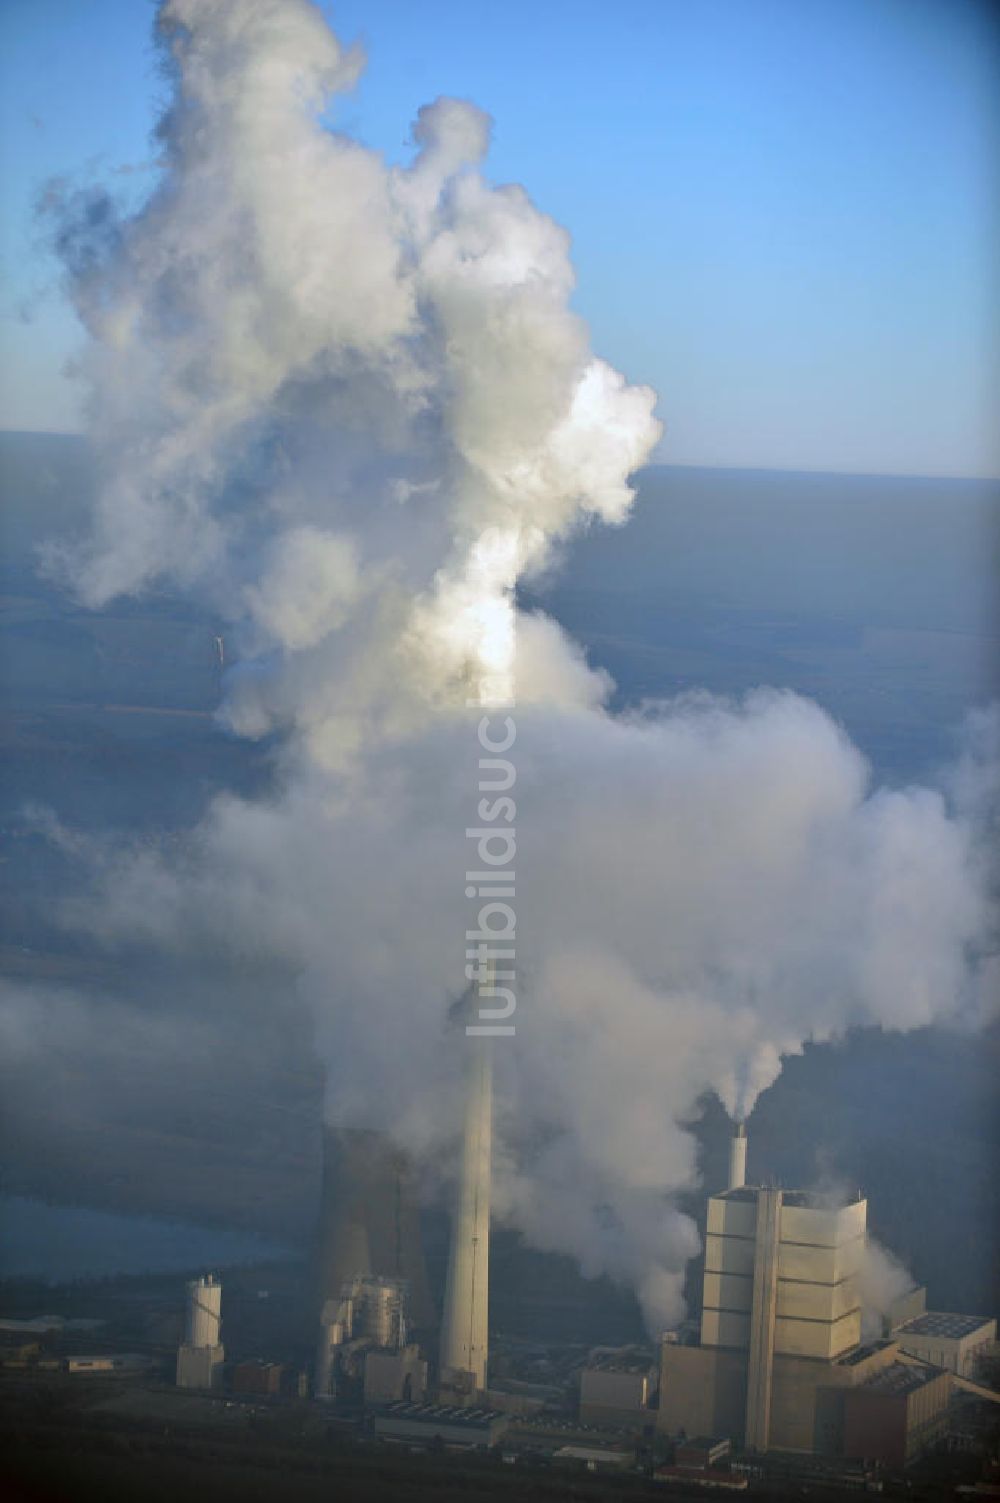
[
  {"xmin": 579, "ymin": 1351, "xmax": 657, "ymax": 1426},
  {"xmin": 66, "ymin": 1353, "xmax": 152, "ymax": 1376},
  {"xmin": 552, "ymin": 1444, "xmax": 634, "ymax": 1471},
  {"xmin": 373, "ymin": 1401, "xmax": 508, "ymax": 1448},
  {"xmin": 676, "ymin": 1436, "xmax": 732, "ymax": 1471},
  {"xmin": 363, "ymin": 1344, "xmax": 428, "ymax": 1404},
  {"xmin": 891, "ymin": 1312, "xmax": 996, "ymax": 1380},
  {"xmin": 843, "ymin": 1361, "xmax": 951, "ymax": 1468},
  {"xmin": 232, "ymin": 1360, "xmax": 284, "ymax": 1396}
]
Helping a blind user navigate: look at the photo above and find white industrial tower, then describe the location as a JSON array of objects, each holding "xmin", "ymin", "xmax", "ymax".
[
  {"xmin": 176, "ymin": 1273, "xmax": 224, "ymax": 1389},
  {"xmin": 660, "ymin": 1124, "xmax": 869, "ymax": 1450},
  {"xmin": 438, "ymin": 1028, "xmax": 493, "ymax": 1396},
  {"xmin": 728, "ymin": 1119, "xmax": 747, "ymax": 1190}
]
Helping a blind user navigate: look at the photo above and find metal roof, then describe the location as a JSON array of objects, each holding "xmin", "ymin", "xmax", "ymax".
[
  {"xmin": 897, "ymin": 1312, "xmax": 993, "ymax": 1340},
  {"xmin": 838, "ymin": 1339, "xmax": 893, "ymax": 1368},
  {"xmin": 380, "ymin": 1401, "xmax": 503, "ymax": 1426},
  {"xmin": 860, "ymin": 1362, "xmax": 944, "ymax": 1396},
  {"xmin": 717, "ymin": 1187, "xmax": 863, "ymax": 1209},
  {"xmin": 585, "ymin": 1356, "xmax": 652, "ymax": 1374}
]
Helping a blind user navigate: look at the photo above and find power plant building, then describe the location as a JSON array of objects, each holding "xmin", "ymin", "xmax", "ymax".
[
  {"xmin": 891, "ymin": 1312, "xmax": 996, "ymax": 1380},
  {"xmin": 316, "ymin": 1128, "xmax": 431, "ymax": 1331},
  {"xmin": 579, "ymin": 1353, "xmax": 658, "ymax": 1427},
  {"xmin": 659, "ymin": 1129, "xmax": 951, "ymax": 1463},
  {"xmin": 701, "ymin": 1186, "xmax": 867, "ymax": 1364},
  {"xmin": 373, "ymin": 1401, "xmax": 508, "ymax": 1448},
  {"xmin": 313, "ymin": 1125, "xmax": 435, "ymax": 1405},
  {"xmin": 315, "ymin": 1273, "xmax": 420, "ymax": 1400},
  {"xmin": 232, "ymin": 1360, "xmax": 284, "ymax": 1396},
  {"xmin": 364, "ymin": 1344, "xmax": 428, "ymax": 1405},
  {"xmin": 842, "ymin": 1361, "xmax": 951, "ymax": 1468}
]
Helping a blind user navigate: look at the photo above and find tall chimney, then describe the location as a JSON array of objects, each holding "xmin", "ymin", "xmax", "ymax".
[
  {"xmin": 439, "ymin": 1031, "xmax": 492, "ymax": 1395},
  {"xmin": 728, "ymin": 1120, "xmax": 747, "ymax": 1191}
]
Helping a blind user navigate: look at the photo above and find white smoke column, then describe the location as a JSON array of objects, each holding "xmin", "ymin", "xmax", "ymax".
[
  {"xmin": 48, "ymin": 0, "xmax": 658, "ymax": 732},
  {"xmin": 806, "ymin": 1166, "xmax": 921, "ymax": 1341},
  {"xmin": 42, "ymin": 0, "xmax": 998, "ymax": 1332},
  {"xmin": 859, "ymin": 1239, "xmax": 918, "ymax": 1341}
]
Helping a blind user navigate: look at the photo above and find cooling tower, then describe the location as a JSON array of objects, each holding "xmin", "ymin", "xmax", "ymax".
[
  {"xmin": 728, "ymin": 1121, "xmax": 747, "ymax": 1190},
  {"xmin": 438, "ymin": 1033, "xmax": 492, "ymax": 1394},
  {"xmin": 316, "ymin": 1127, "xmax": 432, "ymax": 1332}
]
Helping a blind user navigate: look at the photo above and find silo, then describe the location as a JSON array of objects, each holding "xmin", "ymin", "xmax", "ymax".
[
  {"xmin": 185, "ymin": 1274, "xmax": 222, "ymax": 1348},
  {"xmin": 176, "ymin": 1272, "xmax": 224, "ymax": 1389}
]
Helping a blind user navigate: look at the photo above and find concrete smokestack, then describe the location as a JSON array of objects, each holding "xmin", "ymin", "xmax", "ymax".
[
  {"xmin": 728, "ymin": 1121, "xmax": 747, "ymax": 1191},
  {"xmin": 439, "ymin": 1031, "xmax": 492, "ymax": 1395}
]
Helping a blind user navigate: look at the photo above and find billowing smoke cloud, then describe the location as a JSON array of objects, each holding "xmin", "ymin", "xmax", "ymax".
[
  {"xmin": 804, "ymin": 1165, "xmax": 921, "ymax": 1341},
  {"xmin": 859, "ymin": 1239, "xmax": 918, "ymax": 1341},
  {"xmin": 38, "ymin": 0, "xmax": 997, "ymax": 1329}
]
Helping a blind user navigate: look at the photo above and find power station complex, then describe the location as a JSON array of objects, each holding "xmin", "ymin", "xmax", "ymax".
[
  {"xmin": 309, "ymin": 1027, "xmax": 495, "ymax": 1412},
  {"xmin": 164, "ymin": 1061, "xmax": 996, "ymax": 1480}
]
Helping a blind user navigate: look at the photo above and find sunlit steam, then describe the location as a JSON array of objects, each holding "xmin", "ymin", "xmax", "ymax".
[{"xmin": 32, "ymin": 0, "xmax": 998, "ymax": 1331}]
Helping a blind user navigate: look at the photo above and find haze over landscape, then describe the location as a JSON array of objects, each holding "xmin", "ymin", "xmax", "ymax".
[{"xmin": 0, "ymin": 3, "xmax": 998, "ymax": 1483}]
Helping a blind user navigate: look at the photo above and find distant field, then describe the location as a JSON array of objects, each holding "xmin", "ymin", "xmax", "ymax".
[{"xmin": 526, "ymin": 465, "xmax": 1000, "ymax": 784}]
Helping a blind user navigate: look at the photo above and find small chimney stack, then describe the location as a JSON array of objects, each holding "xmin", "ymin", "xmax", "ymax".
[{"xmin": 728, "ymin": 1120, "xmax": 747, "ymax": 1190}]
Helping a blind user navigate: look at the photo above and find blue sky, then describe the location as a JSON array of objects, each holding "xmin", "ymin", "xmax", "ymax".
[{"xmin": 1, "ymin": 0, "xmax": 997, "ymax": 476}]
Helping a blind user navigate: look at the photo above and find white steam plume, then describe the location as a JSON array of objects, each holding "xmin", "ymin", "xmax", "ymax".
[
  {"xmin": 42, "ymin": 0, "xmax": 997, "ymax": 1330},
  {"xmin": 859, "ymin": 1239, "xmax": 919, "ymax": 1341},
  {"xmin": 806, "ymin": 1166, "xmax": 922, "ymax": 1341}
]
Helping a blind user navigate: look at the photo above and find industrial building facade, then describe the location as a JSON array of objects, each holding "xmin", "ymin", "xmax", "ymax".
[
  {"xmin": 842, "ymin": 1362, "xmax": 951, "ymax": 1468},
  {"xmin": 373, "ymin": 1401, "xmax": 508, "ymax": 1448},
  {"xmin": 315, "ymin": 1271, "xmax": 427, "ymax": 1403},
  {"xmin": 659, "ymin": 1129, "xmax": 953, "ymax": 1466},
  {"xmin": 700, "ymin": 1188, "xmax": 866, "ymax": 1365},
  {"xmin": 891, "ymin": 1312, "xmax": 996, "ymax": 1379},
  {"xmin": 578, "ymin": 1354, "xmax": 657, "ymax": 1427}
]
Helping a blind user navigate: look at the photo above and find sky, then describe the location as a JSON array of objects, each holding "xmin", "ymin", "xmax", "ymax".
[{"xmin": 0, "ymin": 0, "xmax": 997, "ymax": 477}]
